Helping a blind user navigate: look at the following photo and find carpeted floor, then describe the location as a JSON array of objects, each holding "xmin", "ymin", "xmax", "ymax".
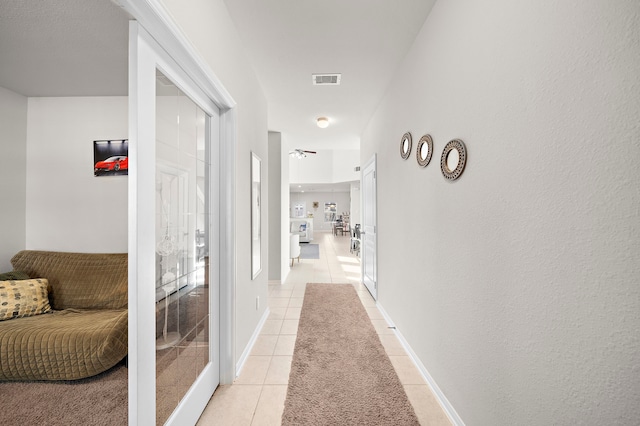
[
  {"xmin": 0, "ymin": 360, "xmax": 127, "ymax": 425},
  {"xmin": 282, "ymin": 283, "xmax": 420, "ymax": 425},
  {"xmin": 299, "ymin": 243, "xmax": 320, "ymax": 259}
]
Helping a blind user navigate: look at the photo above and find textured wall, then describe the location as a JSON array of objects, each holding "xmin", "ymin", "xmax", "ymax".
[
  {"xmin": 361, "ymin": 0, "xmax": 640, "ymax": 424},
  {"xmin": 0, "ymin": 87, "xmax": 27, "ymax": 270}
]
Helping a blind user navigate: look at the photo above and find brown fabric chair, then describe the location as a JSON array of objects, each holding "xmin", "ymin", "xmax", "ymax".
[{"xmin": 0, "ymin": 250, "xmax": 128, "ymax": 381}]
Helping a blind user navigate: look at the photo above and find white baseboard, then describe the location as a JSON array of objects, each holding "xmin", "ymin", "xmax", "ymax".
[
  {"xmin": 268, "ymin": 280, "xmax": 281, "ymax": 285},
  {"xmin": 235, "ymin": 307, "xmax": 270, "ymax": 377},
  {"xmin": 377, "ymin": 303, "xmax": 465, "ymax": 426}
]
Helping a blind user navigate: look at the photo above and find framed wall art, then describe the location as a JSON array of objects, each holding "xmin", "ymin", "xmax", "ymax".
[
  {"xmin": 251, "ymin": 152, "xmax": 262, "ymax": 279},
  {"xmin": 93, "ymin": 139, "xmax": 128, "ymax": 176}
]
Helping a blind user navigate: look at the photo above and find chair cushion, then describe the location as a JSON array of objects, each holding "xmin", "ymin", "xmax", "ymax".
[{"xmin": 0, "ymin": 308, "xmax": 128, "ymax": 380}]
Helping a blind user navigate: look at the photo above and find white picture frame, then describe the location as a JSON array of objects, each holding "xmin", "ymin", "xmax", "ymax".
[{"xmin": 251, "ymin": 152, "xmax": 262, "ymax": 279}]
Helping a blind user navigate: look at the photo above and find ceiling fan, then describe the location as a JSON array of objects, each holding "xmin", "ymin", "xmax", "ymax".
[{"xmin": 289, "ymin": 148, "xmax": 317, "ymax": 158}]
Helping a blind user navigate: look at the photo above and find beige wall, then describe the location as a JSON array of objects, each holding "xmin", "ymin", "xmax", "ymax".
[
  {"xmin": 25, "ymin": 97, "xmax": 128, "ymax": 254},
  {"xmin": 361, "ymin": 0, "xmax": 640, "ymax": 424},
  {"xmin": 159, "ymin": 0, "xmax": 269, "ymax": 365},
  {"xmin": 0, "ymin": 87, "xmax": 28, "ymax": 271}
]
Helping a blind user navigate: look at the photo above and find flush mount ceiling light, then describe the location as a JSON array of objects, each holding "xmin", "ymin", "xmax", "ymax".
[{"xmin": 317, "ymin": 117, "xmax": 329, "ymax": 128}]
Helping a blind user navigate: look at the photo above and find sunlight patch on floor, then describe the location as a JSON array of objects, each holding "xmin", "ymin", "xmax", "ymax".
[
  {"xmin": 341, "ymin": 264, "xmax": 361, "ymax": 275},
  {"xmin": 337, "ymin": 256, "xmax": 359, "ymax": 264}
]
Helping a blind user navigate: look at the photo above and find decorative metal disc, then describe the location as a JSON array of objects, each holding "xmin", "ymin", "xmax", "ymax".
[
  {"xmin": 400, "ymin": 132, "xmax": 412, "ymax": 160},
  {"xmin": 416, "ymin": 134, "xmax": 434, "ymax": 168},
  {"xmin": 440, "ymin": 139, "xmax": 467, "ymax": 180}
]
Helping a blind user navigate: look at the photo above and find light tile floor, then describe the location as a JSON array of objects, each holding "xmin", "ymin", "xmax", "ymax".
[{"xmin": 197, "ymin": 232, "xmax": 451, "ymax": 425}]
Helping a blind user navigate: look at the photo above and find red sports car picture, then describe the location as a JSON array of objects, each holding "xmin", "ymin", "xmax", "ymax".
[{"xmin": 94, "ymin": 155, "xmax": 128, "ymax": 174}]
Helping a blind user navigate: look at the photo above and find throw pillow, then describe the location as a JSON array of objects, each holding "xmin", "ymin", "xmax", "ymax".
[
  {"xmin": 0, "ymin": 271, "xmax": 30, "ymax": 281},
  {"xmin": 0, "ymin": 278, "xmax": 52, "ymax": 321}
]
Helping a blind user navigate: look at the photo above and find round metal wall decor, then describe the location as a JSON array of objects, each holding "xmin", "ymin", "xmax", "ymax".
[
  {"xmin": 416, "ymin": 134, "xmax": 434, "ymax": 168},
  {"xmin": 400, "ymin": 132, "xmax": 412, "ymax": 160},
  {"xmin": 440, "ymin": 139, "xmax": 467, "ymax": 180}
]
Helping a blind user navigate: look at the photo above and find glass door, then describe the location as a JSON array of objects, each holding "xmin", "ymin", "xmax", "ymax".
[
  {"xmin": 129, "ymin": 23, "xmax": 220, "ymax": 426},
  {"xmin": 154, "ymin": 71, "xmax": 217, "ymax": 424}
]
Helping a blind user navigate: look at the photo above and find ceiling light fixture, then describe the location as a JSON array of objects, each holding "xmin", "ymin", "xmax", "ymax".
[
  {"xmin": 317, "ymin": 117, "xmax": 329, "ymax": 128},
  {"xmin": 289, "ymin": 149, "xmax": 317, "ymax": 159}
]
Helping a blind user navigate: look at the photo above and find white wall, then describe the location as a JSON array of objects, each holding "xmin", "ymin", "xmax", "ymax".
[
  {"xmin": 280, "ymin": 135, "xmax": 290, "ymax": 281},
  {"xmin": 25, "ymin": 97, "xmax": 127, "ymax": 253},
  {"xmin": 0, "ymin": 87, "xmax": 28, "ymax": 271},
  {"xmin": 361, "ymin": 1, "xmax": 640, "ymax": 425},
  {"xmin": 268, "ymin": 132, "xmax": 281, "ymax": 280},
  {"xmin": 332, "ymin": 150, "xmax": 360, "ymax": 183},
  {"xmin": 289, "ymin": 150, "xmax": 333, "ymax": 183},
  {"xmin": 289, "ymin": 149, "xmax": 360, "ymax": 184},
  {"xmin": 289, "ymin": 191, "xmax": 351, "ymax": 233},
  {"xmin": 350, "ymin": 182, "xmax": 361, "ymax": 226},
  {"xmin": 159, "ymin": 0, "xmax": 269, "ymax": 364},
  {"xmin": 268, "ymin": 131, "xmax": 290, "ymax": 282}
]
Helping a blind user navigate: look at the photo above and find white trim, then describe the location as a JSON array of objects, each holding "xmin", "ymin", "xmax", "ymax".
[
  {"xmin": 164, "ymin": 362, "xmax": 218, "ymax": 426},
  {"xmin": 115, "ymin": 0, "xmax": 235, "ymax": 109},
  {"xmin": 281, "ymin": 267, "xmax": 290, "ymax": 283},
  {"xmin": 268, "ymin": 280, "xmax": 282, "ymax": 285},
  {"xmin": 236, "ymin": 308, "xmax": 270, "ymax": 377},
  {"xmin": 377, "ymin": 302, "xmax": 465, "ymax": 426},
  {"xmin": 219, "ymin": 106, "xmax": 237, "ymax": 384},
  {"xmin": 128, "ymin": 22, "xmax": 158, "ymax": 426}
]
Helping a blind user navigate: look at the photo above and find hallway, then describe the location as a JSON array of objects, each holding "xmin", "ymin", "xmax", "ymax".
[{"xmin": 197, "ymin": 232, "xmax": 451, "ymax": 425}]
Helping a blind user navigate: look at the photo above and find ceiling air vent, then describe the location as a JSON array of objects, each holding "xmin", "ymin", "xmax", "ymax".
[{"xmin": 312, "ymin": 73, "xmax": 341, "ymax": 86}]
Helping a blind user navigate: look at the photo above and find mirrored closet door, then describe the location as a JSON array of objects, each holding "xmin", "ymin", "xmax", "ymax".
[{"xmin": 129, "ymin": 23, "xmax": 220, "ymax": 426}]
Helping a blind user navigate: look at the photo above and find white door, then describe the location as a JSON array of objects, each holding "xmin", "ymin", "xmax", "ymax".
[
  {"xmin": 129, "ymin": 23, "xmax": 220, "ymax": 426},
  {"xmin": 362, "ymin": 154, "xmax": 377, "ymax": 299}
]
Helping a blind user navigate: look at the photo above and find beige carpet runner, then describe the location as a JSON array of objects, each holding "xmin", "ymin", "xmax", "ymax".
[{"xmin": 282, "ymin": 283, "xmax": 420, "ymax": 425}]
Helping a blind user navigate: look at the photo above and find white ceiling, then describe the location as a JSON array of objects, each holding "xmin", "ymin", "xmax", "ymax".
[
  {"xmin": 223, "ymin": 0, "xmax": 436, "ymax": 150},
  {"xmin": 0, "ymin": 0, "xmax": 130, "ymax": 96},
  {"xmin": 0, "ymin": 0, "xmax": 435, "ymax": 150}
]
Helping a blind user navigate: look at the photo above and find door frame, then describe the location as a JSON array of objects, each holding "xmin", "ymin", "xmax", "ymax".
[
  {"xmin": 361, "ymin": 154, "xmax": 378, "ymax": 300},
  {"xmin": 124, "ymin": 1, "xmax": 237, "ymax": 424}
]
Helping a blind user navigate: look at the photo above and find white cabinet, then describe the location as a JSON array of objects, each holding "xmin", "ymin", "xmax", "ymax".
[{"xmin": 290, "ymin": 218, "xmax": 313, "ymax": 242}]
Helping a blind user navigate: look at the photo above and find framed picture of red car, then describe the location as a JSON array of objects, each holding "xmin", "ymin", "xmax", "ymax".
[{"xmin": 94, "ymin": 139, "xmax": 128, "ymax": 176}]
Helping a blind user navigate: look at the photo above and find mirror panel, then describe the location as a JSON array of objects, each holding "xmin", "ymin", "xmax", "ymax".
[
  {"xmin": 155, "ymin": 70, "xmax": 211, "ymax": 424},
  {"xmin": 251, "ymin": 152, "xmax": 262, "ymax": 279},
  {"xmin": 447, "ymin": 148, "xmax": 460, "ymax": 171}
]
